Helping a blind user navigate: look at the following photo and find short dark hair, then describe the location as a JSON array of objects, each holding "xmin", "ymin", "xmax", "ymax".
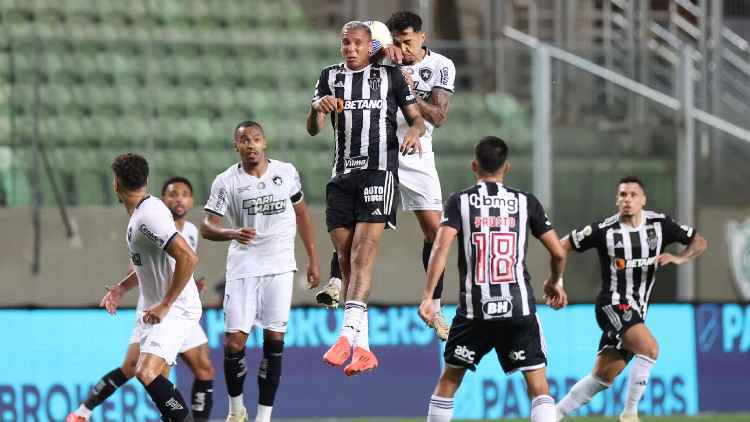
[
  {"xmin": 111, "ymin": 153, "xmax": 149, "ymax": 191},
  {"xmin": 342, "ymin": 20, "xmax": 372, "ymax": 38},
  {"xmin": 234, "ymin": 120, "xmax": 263, "ymax": 136},
  {"xmin": 386, "ymin": 11, "xmax": 423, "ymax": 32},
  {"xmin": 474, "ymin": 136, "xmax": 509, "ymax": 173},
  {"xmin": 161, "ymin": 176, "xmax": 193, "ymax": 196},
  {"xmin": 618, "ymin": 176, "xmax": 646, "ymax": 193}
]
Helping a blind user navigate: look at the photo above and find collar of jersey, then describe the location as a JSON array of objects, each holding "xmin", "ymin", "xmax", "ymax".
[
  {"xmin": 343, "ymin": 63, "xmax": 372, "ymax": 73},
  {"xmin": 237, "ymin": 159, "xmax": 273, "ymax": 179}
]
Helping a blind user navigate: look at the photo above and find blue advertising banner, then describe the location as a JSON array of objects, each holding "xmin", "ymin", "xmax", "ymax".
[
  {"xmin": 1, "ymin": 304, "xmax": 747, "ymax": 421},
  {"xmin": 694, "ymin": 304, "xmax": 750, "ymax": 412}
]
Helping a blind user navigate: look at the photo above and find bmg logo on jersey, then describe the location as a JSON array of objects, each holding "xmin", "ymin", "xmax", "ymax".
[
  {"xmin": 363, "ymin": 185, "xmax": 384, "ymax": 203},
  {"xmin": 345, "ymin": 156, "xmax": 368, "ymax": 169},
  {"xmin": 453, "ymin": 345, "xmax": 476, "ymax": 364},
  {"xmin": 343, "ymin": 99, "xmax": 385, "ymax": 110},
  {"xmin": 482, "ymin": 297, "xmax": 514, "ymax": 317},
  {"xmin": 468, "ymin": 194, "xmax": 518, "ymax": 213},
  {"xmin": 242, "ymin": 195, "xmax": 286, "ymax": 215}
]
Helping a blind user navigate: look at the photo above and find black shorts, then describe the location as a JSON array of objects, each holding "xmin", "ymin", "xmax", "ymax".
[
  {"xmin": 595, "ymin": 302, "xmax": 645, "ymax": 361},
  {"xmin": 325, "ymin": 170, "xmax": 398, "ymax": 232},
  {"xmin": 443, "ymin": 314, "xmax": 547, "ymax": 374}
]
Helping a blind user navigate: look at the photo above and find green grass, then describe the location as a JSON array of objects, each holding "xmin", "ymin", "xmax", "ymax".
[{"xmin": 274, "ymin": 416, "xmax": 750, "ymax": 422}]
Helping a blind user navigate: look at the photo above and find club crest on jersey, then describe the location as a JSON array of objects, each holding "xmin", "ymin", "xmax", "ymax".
[
  {"xmin": 345, "ymin": 156, "xmax": 368, "ymax": 169},
  {"xmin": 242, "ymin": 195, "xmax": 286, "ymax": 215},
  {"xmin": 273, "ymin": 176, "xmax": 283, "ymax": 186},
  {"xmin": 482, "ymin": 297, "xmax": 514, "ymax": 318},
  {"xmin": 647, "ymin": 233, "xmax": 658, "ymax": 250},
  {"xmin": 468, "ymin": 193, "xmax": 518, "ymax": 213},
  {"xmin": 368, "ymin": 76, "xmax": 381, "ymax": 91},
  {"xmin": 419, "ymin": 67, "xmax": 432, "ymax": 82}
]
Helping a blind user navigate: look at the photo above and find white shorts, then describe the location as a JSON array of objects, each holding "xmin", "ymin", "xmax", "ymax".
[
  {"xmin": 398, "ymin": 152, "xmax": 443, "ymax": 211},
  {"xmin": 132, "ymin": 312, "xmax": 203, "ymax": 366},
  {"xmin": 224, "ymin": 271, "xmax": 294, "ymax": 334}
]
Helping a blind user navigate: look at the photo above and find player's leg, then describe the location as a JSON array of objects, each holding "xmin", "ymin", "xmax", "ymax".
[
  {"xmin": 341, "ymin": 221, "xmax": 386, "ymax": 375},
  {"xmin": 67, "ymin": 342, "xmax": 139, "ymax": 421},
  {"xmin": 497, "ymin": 315, "xmax": 555, "ymax": 422},
  {"xmin": 619, "ymin": 323, "xmax": 659, "ymax": 422},
  {"xmin": 179, "ymin": 339, "xmax": 215, "ymax": 422},
  {"xmin": 136, "ymin": 352, "xmax": 193, "ymax": 421},
  {"xmin": 223, "ymin": 277, "xmax": 257, "ymax": 421},
  {"xmin": 414, "ymin": 209, "xmax": 449, "ymax": 340},
  {"xmin": 426, "ymin": 366, "xmax": 466, "ymax": 422},
  {"xmin": 253, "ymin": 271, "xmax": 293, "ymax": 422},
  {"xmin": 315, "ymin": 251, "xmax": 343, "ymax": 307},
  {"xmin": 322, "ymin": 227, "xmax": 356, "ymax": 366}
]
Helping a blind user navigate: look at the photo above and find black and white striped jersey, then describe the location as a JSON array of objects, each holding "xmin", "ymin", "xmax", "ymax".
[
  {"xmin": 312, "ymin": 63, "xmax": 416, "ymax": 177},
  {"xmin": 569, "ymin": 211, "xmax": 695, "ymax": 316},
  {"xmin": 441, "ymin": 182, "xmax": 554, "ymax": 321}
]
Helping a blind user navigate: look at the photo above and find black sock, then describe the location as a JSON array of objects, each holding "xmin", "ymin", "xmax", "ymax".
[
  {"xmin": 423, "ymin": 241, "xmax": 444, "ymax": 300},
  {"xmin": 190, "ymin": 379, "xmax": 213, "ymax": 422},
  {"xmin": 330, "ymin": 251, "xmax": 342, "ymax": 279},
  {"xmin": 142, "ymin": 375, "xmax": 191, "ymax": 422},
  {"xmin": 258, "ymin": 340, "xmax": 284, "ymax": 407},
  {"xmin": 224, "ymin": 348, "xmax": 247, "ymax": 398},
  {"xmin": 83, "ymin": 367, "xmax": 129, "ymax": 410}
]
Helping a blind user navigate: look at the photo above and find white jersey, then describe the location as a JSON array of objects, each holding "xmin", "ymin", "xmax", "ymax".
[
  {"xmin": 205, "ymin": 159, "xmax": 303, "ymax": 279},
  {"xmin": 127, "ymin": 196, "xmax": 201, "ymax": 318},
  {"xmin": 396, "ymin": 48, "xmax": 456, "ymax": 153},
  {"xmin": 135, "ymin": 221, "xmax": 200, "ymax": 313}
]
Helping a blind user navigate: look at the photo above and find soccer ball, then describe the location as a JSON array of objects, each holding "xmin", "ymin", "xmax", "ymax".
[{"xmin": 364, "ymin": 20, "xmax": 392, "ymax": 56}]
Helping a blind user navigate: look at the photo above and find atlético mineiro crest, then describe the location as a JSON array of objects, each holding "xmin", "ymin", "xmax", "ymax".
[
  {"xmin": 419, "ymin": 67, "xmax": 432, "ymax": 82},
  {"xmin": 368, "ymin": 76, "xmax": 381, "ymax": 91},
  {"xmin": 727, "ymin": 219, "xmax": 750, "ymax": 300}
]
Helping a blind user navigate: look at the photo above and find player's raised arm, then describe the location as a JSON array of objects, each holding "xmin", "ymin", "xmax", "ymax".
[
  {"xmin": 539, "ymin": 230, "xmax": 568, "ymax": 310},
  {"xmin": 143, "ymin": 234, "xmax": 198, "ymax": 324},
  {"xmin": 307, "ymin": 68, "xmax": 337, "ymax": 136}
]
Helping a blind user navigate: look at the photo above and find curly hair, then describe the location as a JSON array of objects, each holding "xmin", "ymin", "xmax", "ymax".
[
  {"xmin": 111, "ymin": 153, "xmax": 149, "ymax": 191},
  {"xmin": 161, "ymin": 176, "xmax": 193, "ymax": 196}
]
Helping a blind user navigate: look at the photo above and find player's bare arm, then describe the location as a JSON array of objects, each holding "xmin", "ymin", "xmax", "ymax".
[
  {"xmin": 293, "ymin": 199, "xmax": 321, "ymax": 289},
  {"xmin": 101, "ymin": 269, "xmax": 138, "ymax": 315},
  {"xmin": 560, "ymin": 235, "xmax": 575, "ymax": 253},
  {"xmin": 307, "ymin": 95, "xmax": 338, "ymax": 136},
  {"xmin": 400, "ymin": 102, "xmax": 426, "ymax": 156},
  {"xmin": 657, "ymin": 232, "xmax": 708, "ymax": 266},
  {"xmin": 539, "ymin": 229, "xmax": 568, "ymax": 310},
  {"xmin": 419, "ymin": 225, "xmax": 457, "ymax": 324},
  {"xmin": 143, "ymin": 235, "xmax": 198, "ymax": 324},
  {"xmin": 400, "ymin": 69, "xmax": 452, "ymax": 128},
  {"xmin": 200, "ymin": 212, "xmax": 255, "ymax": 244}
]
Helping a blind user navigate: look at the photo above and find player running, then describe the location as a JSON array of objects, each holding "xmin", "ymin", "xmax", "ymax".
[
  {"xmin": 419, "ymin": 136, "xmax": 567, "ymax": 422},
  {"xmin": 201, "ymin": 121, "xmax": 320, "ymax": 422},
  {"xmin": 317, "ymin": 12, "xmax": 457, "ymax": 341},
  {"xmin": 67, "ymin": 176, "xmax": 214, "ymax": 422},
  {"xmin": 555, "ymin": 176, "xmax": 707, "ymax": 422},
  {"xmin": 306, "ymin": 20, "xmax": 426, "ymax": 376}
]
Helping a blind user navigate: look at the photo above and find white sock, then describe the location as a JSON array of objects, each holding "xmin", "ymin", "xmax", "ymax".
[
  {"xmin": 354, "ymin": 310, "xmax": 370, "ymax": 351},
  {"xmin": 74, "ymin": 404, "xmax": 92, "ymax": 418},
  {"xmin": 623, "ymin": 354, "xmax": 655, "ymax": 416},
  {"xmin": 329, "ymin": 277, "xmax": 342, "ymax": 290},
  {"xmin": 340, "ymin": 301, "xmax": 366, "ymax": 343},
  {"xmin": 427, "ymin": 394, "xmax": 453, "ymax": 422},
  {"xmin": 431, "ymin": 298, "xmax": 442, "ymax": 313},
  {"xmin": 531, "ymin": 395, "xmax": 556, "ymax": 422},
  {"xmin": 556, "ymin": 374, "xmax": 610, "ymax": 417},
  {"xmin": 255, "ymin": 404, "xmax": 273, "ymax": 422},
  {"xmin": 229, "ymin": 394, "xmax": 244, "ymax": 413}
]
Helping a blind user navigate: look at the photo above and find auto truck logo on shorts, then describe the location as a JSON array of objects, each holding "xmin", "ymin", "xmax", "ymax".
[
  {"xmin": 242, "ymin": 195, "xmax": 286, "ymax": 215},
  {"xmin": 482, "ymin": 297, "xmax": 513, "ymax": 317},
  {"xmin": 468, "ymin": 193, "xmax": 518, "ymax": 213},
  {"xmin": 363, "ymin": 185, "xmax": 384, "ymax": 203},
  {"xmin": 345, "ymin": 156, "xmax": 368, "ymax": 169}
]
